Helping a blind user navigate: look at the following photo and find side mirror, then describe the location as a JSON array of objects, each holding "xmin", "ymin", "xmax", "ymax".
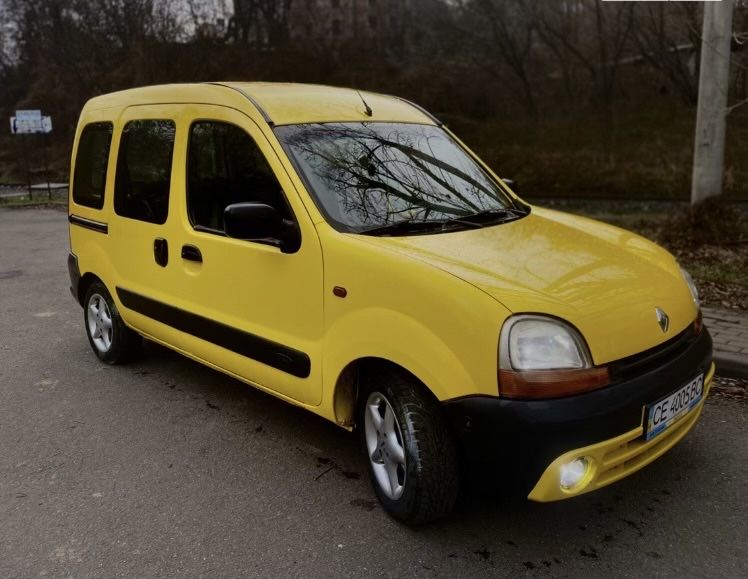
[{"xmin": 224, "ymin": 202, "xmax": 300, "ymax": 254}]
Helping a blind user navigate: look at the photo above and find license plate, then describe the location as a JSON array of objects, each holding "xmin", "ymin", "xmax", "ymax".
[{"xmin": 645, "ymin": 374, "xmax": 704, "ymax": 441}]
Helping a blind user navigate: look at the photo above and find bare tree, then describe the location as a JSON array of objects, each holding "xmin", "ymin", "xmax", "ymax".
[
  {"xmin": 533, "ymin": 0, "xmax": 635, "ymax": 115},
  {"xmin": 454, "ymin": 0, "xmax": 542, "ymax": 118},
  {"xmin": 730, "ymin": 2, "xmax": 748, "ymax": 108},
  {"xmin": 0, "ymin": 1, "xmax": 12, "ymax": 74},
  {"xmin": 633, "ymin": 2, "xmax": 702, "ymax": 105},
  {"xmin": 228, "ymin": 0, "xmax": 294, "ymax": 47}
]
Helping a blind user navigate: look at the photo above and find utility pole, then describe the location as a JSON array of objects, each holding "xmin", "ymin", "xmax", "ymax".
[{"xmin": 691, "ymin": 0, "xmax": 735, "ymax": 205}]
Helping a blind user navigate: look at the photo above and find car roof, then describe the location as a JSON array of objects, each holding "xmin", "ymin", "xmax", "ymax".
[{"xmin": 82, "ymin": 82, "xmax": 438, "ymax": 127}]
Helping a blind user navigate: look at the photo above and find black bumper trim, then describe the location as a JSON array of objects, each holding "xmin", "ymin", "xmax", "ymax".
[
  {"xmin": 67, "ymin": 252, "xmax": 81, "ymax": 304},
  {"xmin": 443, "ymin": 328, "xmax": 713, "ymax": 491}
]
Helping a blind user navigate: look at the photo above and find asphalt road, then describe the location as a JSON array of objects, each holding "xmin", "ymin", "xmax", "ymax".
[{"xmin": 1, "ymin": 207, "xmax": 747, "ymax": 578}]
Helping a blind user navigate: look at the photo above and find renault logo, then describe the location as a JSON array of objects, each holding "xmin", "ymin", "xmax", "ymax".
[{"xmin": 655, "ymin": 307, "xmax": 669, "ymax": 333}]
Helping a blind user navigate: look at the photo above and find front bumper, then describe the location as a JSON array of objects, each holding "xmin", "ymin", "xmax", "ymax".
[{"xmin": 443, "ymin": 326, "xmax": 714, "ymax": 501}]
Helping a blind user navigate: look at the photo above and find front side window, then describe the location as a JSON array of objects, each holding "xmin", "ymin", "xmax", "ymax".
[
  {"xmin": 275, "ymin": 122, "xmax": 523, "ymax": 234},
  {"xmin": 187, "ymin": 121, "xmax": 290, "ymax": 232},
  {"xmin": 72, "ymin": 122, "xmax": 113, "ymax": 209},
  {"xmin": 114, "ymin": 119, "xmax": 176, "ymax": 224}
]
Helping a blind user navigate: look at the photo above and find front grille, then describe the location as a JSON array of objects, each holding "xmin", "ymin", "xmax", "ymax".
[{"xmin": 609, "ymin": 324, "xmax": 697, "ymax": 383}]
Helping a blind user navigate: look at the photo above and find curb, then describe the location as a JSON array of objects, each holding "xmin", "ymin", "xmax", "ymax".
[
  {"xmin": 0, "ymin": 202, "xmax": 66, "ymax": 210},
  {"xmin": 715, "ymin": 351, "xmax": 748, "ymax": 380}
]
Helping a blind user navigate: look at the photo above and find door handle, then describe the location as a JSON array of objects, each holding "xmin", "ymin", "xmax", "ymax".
[
  {"xmin": 181, "ymin": 244, "xmax": 202, "ymax": 263},
  {"xmin": 154, "ymin": 238, "xmax": 168, "ymax": 267}
]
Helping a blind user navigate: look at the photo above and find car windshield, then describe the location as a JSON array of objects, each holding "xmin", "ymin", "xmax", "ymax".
[{"xmin": 275, "ymin": 122, "xmax": 521, "ymax": 234}]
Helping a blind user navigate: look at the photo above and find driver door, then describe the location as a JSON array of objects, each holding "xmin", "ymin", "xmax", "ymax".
[{"xmin": 163, "ymin": 105, "xmax": 324, "ymax": 406}]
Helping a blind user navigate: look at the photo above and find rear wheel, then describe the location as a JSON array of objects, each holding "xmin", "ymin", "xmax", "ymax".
[
  {"xmin": 359, "ymin": 367, "xmax": 460, "ymax": 524},
  {"xmin": 83, "ymin": 281, "xmax": 141, "ymax": 364}
]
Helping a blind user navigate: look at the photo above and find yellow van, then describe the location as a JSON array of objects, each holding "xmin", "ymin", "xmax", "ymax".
[{"xmin": 67, "ymin": 83, "xmax": 713, "ymax": 523}]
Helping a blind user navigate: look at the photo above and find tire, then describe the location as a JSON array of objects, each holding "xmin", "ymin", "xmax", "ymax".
[
  {"xmin": 83, "ymin": 281, "xmax": 141, "ymax": 364},
  {"xmin": 358, "ymin": 367, "xmax": 460, "ymax": 524}
]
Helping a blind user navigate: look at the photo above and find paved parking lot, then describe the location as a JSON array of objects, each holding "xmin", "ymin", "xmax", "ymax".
[{"xmin": 1, "ymin": 208, "xmax": 747, "ymax": 578}]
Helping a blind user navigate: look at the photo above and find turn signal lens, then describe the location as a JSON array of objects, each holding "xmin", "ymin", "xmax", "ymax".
[
  {"xmin": 680, "ymin": 267, "xmax": 700, "ymax": 307},
  {"xmin": 693, "ymin": 310, "xmax": 703, "ymax": 335},
  {"xmin": 499, "ymin": 366, "xmax": 610, "ymax": 399}
]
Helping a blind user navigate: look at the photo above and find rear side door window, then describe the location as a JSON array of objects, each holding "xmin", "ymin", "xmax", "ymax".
[
  {"xmin": 114, "ymin": 119, "xmax": 176, "ymax": 224},
  {"xmin": 72, "ymin": 122, "xmax": 113, "ymax": 209},
  {"xmin": 187, "ymin": 120, "xmax": 292, "ymax": 233}
]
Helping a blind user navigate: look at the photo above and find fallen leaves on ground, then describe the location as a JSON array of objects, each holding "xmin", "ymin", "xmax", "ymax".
[
  {"xmin": 670, "ymin": 244, "xmax": 748, "ymax": 311},
  {"xmin": 711, "ymin": 376, "xmax": 748, "ymax": 402}
]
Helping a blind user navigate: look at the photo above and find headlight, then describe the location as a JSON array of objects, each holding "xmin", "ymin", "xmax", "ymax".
[
  {"xmin": 498, "ymin": 315, "xmax": 609, "ymax": 399},
  {"xmin": 500, "ymin": 315, "xmax": 591, "ymax": 371},
  {"xmin": 680, "ymin": 266, "xmax": 700, "ymax": 307}
]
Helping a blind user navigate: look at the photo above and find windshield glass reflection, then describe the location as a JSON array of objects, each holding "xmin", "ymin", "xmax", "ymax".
[{"xmin": 276, "ymin": 122, "xmax": 516, "ymax": 233}]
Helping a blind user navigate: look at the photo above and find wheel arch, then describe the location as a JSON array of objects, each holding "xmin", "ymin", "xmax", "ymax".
[
  {"xmin": 323, "ymin": 307, "xmax": 481, "ymax": 428},
  {"xmin": 77, "ymin": 272, "xmax": 104, "ymax": 306},
  {"xmin": 331, "ymin": 357, "xmax": 441, "ymax": 430}
]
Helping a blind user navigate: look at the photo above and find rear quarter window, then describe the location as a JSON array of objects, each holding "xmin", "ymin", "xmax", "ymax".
[{"xmin": 72, "ymin": 122, "xmax": 113, "ymax": 209}]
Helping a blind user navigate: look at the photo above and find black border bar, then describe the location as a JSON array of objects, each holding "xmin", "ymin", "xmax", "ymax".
[
  {"xmin": 116, "ymin": 287, "xmax": 311, "ymax": 378},
  {"xmin": 69, "ymin": 214, "xmax": 108, "ymax": 234}
]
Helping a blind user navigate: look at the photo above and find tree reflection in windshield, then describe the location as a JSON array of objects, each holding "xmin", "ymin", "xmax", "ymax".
[{"xmin": 275, "ymin": 123, "xmax": 514, "ymax": 232}]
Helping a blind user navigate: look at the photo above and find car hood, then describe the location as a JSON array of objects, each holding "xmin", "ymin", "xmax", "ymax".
[{"xmin": 356, "ymin": 207, "xmax": 697, "ymax": 365}]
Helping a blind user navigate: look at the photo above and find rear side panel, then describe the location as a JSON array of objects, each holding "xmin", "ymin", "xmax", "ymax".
[{"xmin": 68, "ymin": 107, "xmax": 120, "ymax": 303}]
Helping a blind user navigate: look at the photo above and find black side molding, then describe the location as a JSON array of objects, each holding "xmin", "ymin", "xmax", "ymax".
[
  {"xmin": 116, "ymin": 287, "xmax": 311, "ymax": 378},
  {"xmin": 69, "ymin": 214, "xmax": 108, "ymax": 234}
]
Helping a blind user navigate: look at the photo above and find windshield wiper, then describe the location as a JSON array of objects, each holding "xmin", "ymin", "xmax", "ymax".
[
  {"xmin": 358, "ymin": 219, "xmax": 453, "ymax": 236},
  {"xmin": 358, "ymin": 206, "xmax": 529, "ymax": 236},
  {"xmin": 447, "ymin": 206, "xmax": 528, "ymax": 226}
]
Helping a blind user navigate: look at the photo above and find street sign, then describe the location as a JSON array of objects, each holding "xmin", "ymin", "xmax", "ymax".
[
  {"xmin": 16, "ymin": 109, "xmax": 41, "ymax": 121},
  {"xmin": 10, "ymin": 115, "xmax": 52, "ymax": 134},
  {"xmin": 8, "ymin": 109, "xmax": 54, "ymax": 199}
]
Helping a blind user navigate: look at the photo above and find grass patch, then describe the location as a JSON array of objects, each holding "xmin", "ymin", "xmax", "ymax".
[
  {"xmin": 690, "ymin": 259, "xmax": 748, "ymax": 288},
  {"xmin": 659, "ymin": 197, "xmax": 748, "ymax": 247},
  {"xmin": 0, "ymin": 198, "xmax": 67, "ymax": 209},
  {"xmin": 0, "ymin": 188, "xmax": 67, "ymax": 209}
]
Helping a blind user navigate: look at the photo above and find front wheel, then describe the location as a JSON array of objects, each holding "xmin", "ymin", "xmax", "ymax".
[
  {"xmin": 359, "ymin": 368, "xmax": 460, "ymax": 524},
  {"xmin": 83, "ymin": 281, "xmax": 141, "ymax": 364}
]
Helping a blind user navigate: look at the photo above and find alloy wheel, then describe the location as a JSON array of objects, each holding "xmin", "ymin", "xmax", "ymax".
[
  {"xmin": 87, "ymin": 293, "xmax": 113, "ymax": 353},
  {"xmin": 364, "ymin": 391, "xmax": 407, "ymax": 500}
]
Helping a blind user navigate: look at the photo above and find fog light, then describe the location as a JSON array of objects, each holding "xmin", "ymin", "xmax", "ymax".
[{"xmin": 560, "ymin": 457, "xmax": 591, "ymax": 490}]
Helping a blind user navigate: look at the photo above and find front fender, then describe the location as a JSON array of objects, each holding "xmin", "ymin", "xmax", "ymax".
[{"xmin": 322, "ymin": 307, "xmax": 477, "ymax": 406}]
